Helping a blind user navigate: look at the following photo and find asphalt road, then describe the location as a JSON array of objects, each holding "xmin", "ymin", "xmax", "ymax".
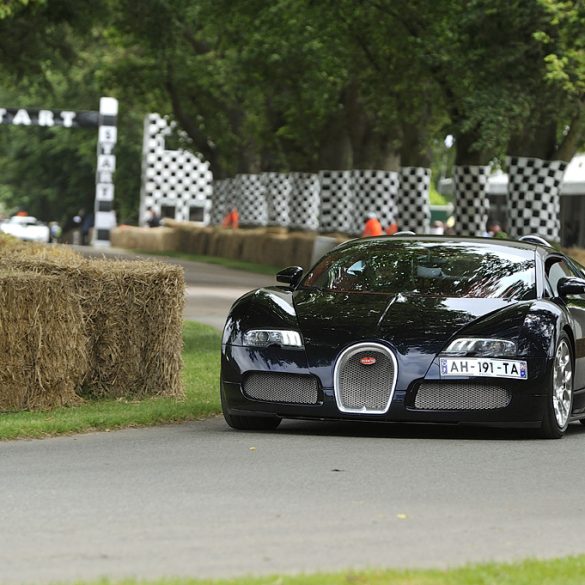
[
  {"xmin": 3, "ymin": 247, "xmax": 585, "ymax": 583},
  {"xmin": 3, "ymin": 418, "xmax": 585, "ymax": 584}
]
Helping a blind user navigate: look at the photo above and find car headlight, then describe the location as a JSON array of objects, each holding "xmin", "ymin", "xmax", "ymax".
[
  {"xmin": 443, "ymin": 338, "xmax": 516, "ymax": 357},
  {"xmin": 243, "ymin": 329, "xmax": 304, "ymax": 349}
]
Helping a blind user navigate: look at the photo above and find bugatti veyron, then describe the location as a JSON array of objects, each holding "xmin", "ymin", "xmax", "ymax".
[{"xmin": 221, "ymin": 235, "xmax": 585, "ymax": 438}]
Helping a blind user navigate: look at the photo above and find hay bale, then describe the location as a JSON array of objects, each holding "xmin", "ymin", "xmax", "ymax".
[
  {"xmin": 0, "ymin": 254, "xmax": 185, "ymax": 402},
  {"xmin": 81, "ymin": 259, "xmax": 185, "ymax": 400},
  {"xmin": 565, "ymin": 248, "xmax": 585, "ymax": 267},
  {"xmin": 111, "ymin": 226, "xmax": 181, "ymax": 251},
  {"xmin": 289, "ymin": 233, "xmax": 317, "ymax": 268},
  {"xmin": 262, "ymin": 234, "xmax": 298, "ymax": 268},
  {"xmin": 0, "ymin": 272, "xmax": 88, "ymax": 411}
]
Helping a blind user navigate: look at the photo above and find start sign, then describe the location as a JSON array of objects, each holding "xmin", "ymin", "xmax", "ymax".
[
  {"xmin": 0, "ymin": 97, "xmax": 118, "ymax": 247},
  {"xmin": 0, "ymin": 108, "xmax": 100, "ymax": 128}
]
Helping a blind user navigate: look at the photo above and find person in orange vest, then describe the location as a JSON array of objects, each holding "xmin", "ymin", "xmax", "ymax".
[
  {"xmin": 222, "ymin": 207, "xmax": 239, "ymax": 229},
  {"xmin": 385, "ymin": 222, "xmax": 399, "ymax": 235},
  {"xmin": 362, "ymin": 212, "xmax": 383, "ymax": 237}
]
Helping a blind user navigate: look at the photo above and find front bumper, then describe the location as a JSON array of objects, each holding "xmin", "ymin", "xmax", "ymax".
[{"xmin": 221, "ymin": 344, "xmax": 551, "ymax": 427}]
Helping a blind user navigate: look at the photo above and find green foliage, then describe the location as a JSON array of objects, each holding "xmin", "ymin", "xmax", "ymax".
[{"xmin": 0, "ymin": 0, "xmax": 583, "ymax": 223}]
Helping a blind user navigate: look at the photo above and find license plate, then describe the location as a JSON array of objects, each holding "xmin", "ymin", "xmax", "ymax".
[{"xmin": 439, "ymin": 357, "xmax": 528, "ymax": 380}]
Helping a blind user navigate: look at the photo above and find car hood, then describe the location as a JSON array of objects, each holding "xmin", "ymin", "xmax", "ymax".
[{"xmin": 293, "ymin": 289, "xmax": 521, "ymax": 386}]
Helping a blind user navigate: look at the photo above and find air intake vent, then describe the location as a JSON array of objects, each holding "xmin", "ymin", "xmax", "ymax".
[
  {"xmin": 244, "ymin": 373, "xmax": 319, "ymax": 404},
  {"xmin": 334, "ymin": 343, "xmax": 397, "ymax": 414},
  {"xmin": 415, "ymin": 382, "xmax": 511, "ymax": 410}
]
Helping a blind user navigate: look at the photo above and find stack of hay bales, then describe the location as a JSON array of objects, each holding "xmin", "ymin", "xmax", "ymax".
[
  {"xmin": 81, "ymin": 259, "xmax": 184, "ymax": 399},
  {"xmin": 0, "ymin": 238, "xmax": 185, "ymax": 411},
  {"xmin": 0, "ymin": 272, "xmax": 87, "ymax": 411},
  {"xmin": 110, "ymin": 225, "xmax": 181, "ymax": 252}
]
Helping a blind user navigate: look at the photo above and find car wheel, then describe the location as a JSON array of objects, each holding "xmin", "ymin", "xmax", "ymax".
[
  {"xmin": 221, "ymin": 386, "xmax": 281, "ymax": 431},
  {"xmin": 539, "ymin": 334, "xmax": 573, "ymax": 439}
]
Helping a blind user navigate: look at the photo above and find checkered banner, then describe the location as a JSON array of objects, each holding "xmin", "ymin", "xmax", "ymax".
[
  {"xmin": 235, "ymin": 174, "xmax": 268, "ymax": 226},
  {"xmin": 140, "ymin": 113, "xmax": 213, "ymax": 224},
  {"xmin": 263, "ymin": 172, "xmax": 291, "ymax": 227},
  {"xmin": 398, "ymin": 167, "xmax": 431, "ymax": 233},
  {"xmin": 210, "ymin": 178, "xmax": 237, "ymax": 225},
  {"xmin": 453, "ymin": 165, "xmax": 490, "ymax": 236},
  {"xmin": 350, "ymin": 170, "xmax": 399, "ymax": 235},
  {"xmin": 288, "ymin": 172, "xmax": 321, "ymax": 231},
  {"xmin": 506, "ymin": 156, "xmax": 567, "ymax": 241},
  {"xmin": 318, "ymin": 170, "xmax": 353, "ymax": 233}
]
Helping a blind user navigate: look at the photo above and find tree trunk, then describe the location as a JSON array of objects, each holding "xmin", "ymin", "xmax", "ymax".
[
  {"xmin": 317, "ymin": 108, "xmax": 353, "ymax": 170},
  {"xmin": 400, "ymin": 121, "xmax": 432, "ymax": 168}
]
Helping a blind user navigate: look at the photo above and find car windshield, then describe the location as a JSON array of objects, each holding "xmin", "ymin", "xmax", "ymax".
[{"xmin": 301, "ymin": 241, "xmax": 536, "ymax": 299}]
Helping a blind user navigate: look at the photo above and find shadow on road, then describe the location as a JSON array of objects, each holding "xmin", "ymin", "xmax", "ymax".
[{"xmin": 220, "ymin": 417, "xmax": 585, "ymax": 442}]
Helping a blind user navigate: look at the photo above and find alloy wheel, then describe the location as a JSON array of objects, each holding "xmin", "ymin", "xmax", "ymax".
[{"xmin": 553, "ymin": 339, "xmax": 572, "ymax": 428}]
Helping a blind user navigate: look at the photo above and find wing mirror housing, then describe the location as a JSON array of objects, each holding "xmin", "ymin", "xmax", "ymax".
[
  {"xmin": 276, "ymin": 266, "xmax": 304, "ymax": 288},
  {"xmin": 557, "ymin": 277, "xmax": 585, "ymax": 297}
]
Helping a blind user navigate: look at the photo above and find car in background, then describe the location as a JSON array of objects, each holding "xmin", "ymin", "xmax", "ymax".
[
  {"xmin": 221, "ymin": 234, "xmax": 585, "ymax": 439},
  {"xmin": 0, "ymin": 215, "xmax": 51, "ymax": 243}
]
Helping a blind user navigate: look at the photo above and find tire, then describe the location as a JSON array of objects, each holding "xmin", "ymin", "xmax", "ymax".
[
  {"xmin": 221, "ymin": 386, "xmax": 281, "ymax": 431},
  {"xmin": 538, "ymin": 334, "xmax": 573, "ymax": 439}
]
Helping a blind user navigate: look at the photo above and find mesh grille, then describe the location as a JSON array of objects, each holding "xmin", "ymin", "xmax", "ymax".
[
  {"xmin": 415, "ymin": 382, "xmax": 511, "ymax": 410},
  {"xmin": 244, "ymin": 373, "xmax": 319, "ymax": 404},
  {"xmin": 336, "ymin": 345, "xmax": 396, "ymax": 413}
]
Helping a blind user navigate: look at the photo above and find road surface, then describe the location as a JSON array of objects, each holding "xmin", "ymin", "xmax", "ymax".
[{"xmin": 2, "ymin": 247, "xmax": 585, "ymax": 583}]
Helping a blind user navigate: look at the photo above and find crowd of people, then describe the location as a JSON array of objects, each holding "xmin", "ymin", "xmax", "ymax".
[{"xmin": 360, "ymin": 212, "xmax": 507, "ymax": 239}]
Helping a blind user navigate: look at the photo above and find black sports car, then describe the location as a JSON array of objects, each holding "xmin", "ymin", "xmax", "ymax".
[{"xmin": 221, "ymin": 235, "xmax": 585, "ymax": 438}]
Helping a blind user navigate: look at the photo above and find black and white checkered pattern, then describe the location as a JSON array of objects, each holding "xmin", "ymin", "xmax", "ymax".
[
  {"xmin": 318, "ymin": 170, "xmax": 353, "ymax": 233},
  {"xmin": 140, "ymin": 113, "xmax": 213, "ymax": 223},
  {"xmin": 289, "ymin": 172, "xmax": 320, "ymax": 231},
  {"xmin": 210, "ymin": 178, "xmax": 237, "ymax": 225},
  {"xmin": 398, "ymin": 167, "xmax": 431, "ymax": 233},
  {"xmin": 262, "ymin": 172, "xmax": 291, "ymax": 227},
  {"xmin": 235, "ymin": 174, "xmax": 267, "ymax": 226},
  {"xmin": 350, "ymin": 170, "xmax": 399, "ymax": 235},
  {"xmin": 453, "ymin": 166, "xmax": 490, "ymax": 236},
  {"xmin": 506, "ymin": 156, "xmax": 567, "ymax": 241}
]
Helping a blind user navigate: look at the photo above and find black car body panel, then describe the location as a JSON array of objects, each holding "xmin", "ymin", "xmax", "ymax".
[{"xmin": 220, "ymin": 236, "xmax": 585, "ymax": 431}]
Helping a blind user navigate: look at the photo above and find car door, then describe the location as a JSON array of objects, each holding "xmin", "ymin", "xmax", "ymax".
[{"xmin": 544, "ymin": 255, "xmax": 585, "ymax": 394}]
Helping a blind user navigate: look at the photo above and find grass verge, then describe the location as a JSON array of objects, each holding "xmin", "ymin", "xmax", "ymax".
[
  {"xmin": 37, "ymin": 555, "xmax": 585, "ymax": 584},
  {"xmin": 137, "ymin": 249, "xmax": 281, "ymax": 275},
  {"xmin": 0, "ymin": 321, "xmax": 221, "ymax": 441}
]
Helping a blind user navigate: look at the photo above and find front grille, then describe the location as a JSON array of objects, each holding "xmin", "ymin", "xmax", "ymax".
[
  {"xmin": 334, "ymin": 343, "xmax": 397, "ymax": 414},
  {"xmin": 415, "ymin": 382, "xmax": 511, "ymax": 410},
  {"xmin": 243, "ymin": 372, "xmax": 319, "ymax": 404}
]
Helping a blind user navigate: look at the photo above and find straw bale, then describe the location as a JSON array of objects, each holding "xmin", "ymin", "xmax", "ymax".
[
  {"xmin": 565, "ymin": 248, "xmax": 585, "ymax": 267},
  {"xmin": 111, "ymin": 226, "xmax": 181, "ymax": 252},
  {"xmin": 0, "ymin": 272, "xmax": 88, "ymax": 411},
  {"xmin": 290, "ymin": 233, "xmax": 318, "ymax": 268},
  {"xmin": 80, "ymin": 259, "xmax": 185, "ymax": 400},
  {"xmin": 261, "ymin": 234, "xmax": 298, "ymax": 268},
  {"xmin": 0, "ymin": 253, "xmax": 184, "ymax": 403}
]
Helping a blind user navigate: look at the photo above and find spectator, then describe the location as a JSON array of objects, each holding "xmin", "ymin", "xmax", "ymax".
[
  {"xmin": 145, "ymin": 207, "xmax": 161, "ymax": 228},
  {"xmin": 362, "ymin": 212, "xmax": 384, "ymax": 237},
  {"xmin": 386, "ymin": 222, "xmax": 399, "ymax": 235},
  {"xmin": 81, "ymin": 212, "xmax": 94, "ymax": 245},
  {"xmin": 430, "ymin": 220, "xmax": 445, "ymax": 235},
  {"xmin": 222, "ymin": 207, "xmax": 239, "ymax": 229}
]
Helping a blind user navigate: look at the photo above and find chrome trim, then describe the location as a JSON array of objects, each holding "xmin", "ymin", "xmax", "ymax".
[
  {"xmin": 519, "ymin": 234, "xmax": 552, "ymax": 248},
  {"xmin": 333, "ymin": 342, "xmax": 398, "ymax": 414}
]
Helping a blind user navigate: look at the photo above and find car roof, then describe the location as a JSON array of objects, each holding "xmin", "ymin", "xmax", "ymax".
[{"xmin": 335, "ymin": 235, "xmax": 548, "ymax": 254}]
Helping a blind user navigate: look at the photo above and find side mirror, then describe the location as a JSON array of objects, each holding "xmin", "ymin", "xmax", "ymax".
[
  {"xmin": 557, "ymin": 277, "xmax": 585, "ymax": 297},
  {"xmin": 276, "ymin": 266, "xmax": 303, "ymax": 288}
]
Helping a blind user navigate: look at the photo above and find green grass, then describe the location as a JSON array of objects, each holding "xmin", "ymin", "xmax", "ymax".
[
  {"xmin": 0, "ymin": 321, "xmax": 222, "ymax": 441},
  {"xmin": 137, "ymin": 249, "xmax": 281, "ymax": 275},
  {"xmin": 41, "ymin": 556, "xmax": 585, "ymax": 584}
]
